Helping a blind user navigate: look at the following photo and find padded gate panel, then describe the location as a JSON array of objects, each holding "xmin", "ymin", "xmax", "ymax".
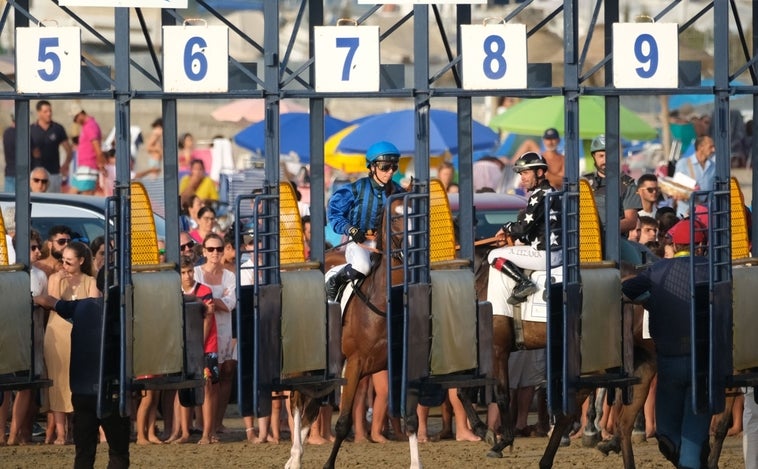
[
  {"xmin": 580, "ymin": 268, "xmax": 621, "ymax": 374},
  {"xmin": 281, "ymin": 270, "xmax": 326, "ymax": 375},
  {"xmin": 430, "ymin": 270, "xmax": 477, "ymax": 375},
  {"xmin": 733, "ymin": 265, "xmax": 758, "ymax": 371},
  {"xmin": 0, "ymin": 270, "xmax": 32, "ymax": 374},
  {"xmin": 132, "ymin": 271, "xmax": 183, "ymax": 377}
]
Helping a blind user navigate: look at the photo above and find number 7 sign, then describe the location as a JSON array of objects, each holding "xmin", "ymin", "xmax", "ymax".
[
  {"xmin": 16, "ymin": 27, "xmax": 81, "ymax": 93},
  {"xmin": 314, "ymin": 25, "xmax": 380, "ymax": 92}
]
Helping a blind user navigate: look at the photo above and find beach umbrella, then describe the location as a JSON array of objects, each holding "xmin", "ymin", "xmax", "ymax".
[
  {"xmin": 668, "ymin": 78, "xmax": 748, "ymax": 111},
  {"xmin": 335, "ymin": 109, "xmax": 499, "ymax": 155},
  {"xmin": 234, "ymin": 113, "xmax": 350, "ymax": 163},
  {"xmin": 488, "ymin": 95, "xmax": 658, "ymax": 141},
  {"xmin": 211, "ymin": 99, "xmax": 307, "ymax": 124}
]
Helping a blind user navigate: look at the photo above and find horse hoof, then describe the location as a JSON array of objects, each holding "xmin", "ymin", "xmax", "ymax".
[
  {"xmin": 582, "ymin": 432, "xmax": 600, "ymax": 448},
  {"xmin": 559, "ymin": 435, "xmax": 571, "ymax": 447},
  {"xmin": 485, "ymin": 429, "xmax": 496, "ymax": 447},
  {"xmin": 486, "ymin": 450, "xmax": 503, "ymax": 459},
  {"xmin": 596, "ymin": 438, "xmax": 620, "ymax": 456}
]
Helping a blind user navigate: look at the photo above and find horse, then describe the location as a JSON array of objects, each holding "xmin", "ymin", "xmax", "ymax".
[
  {"xmin": 470, "ymin": 250, "xmax": 740, "ymax": 469},
  {"xmin": 285, "ymin": 194, "xmax": 420, "ymax": 469}
]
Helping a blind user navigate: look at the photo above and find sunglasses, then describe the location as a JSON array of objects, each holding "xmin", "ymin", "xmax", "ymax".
[
  {"xmin": 204, "ymin": 246, "xmax": 224, "ymax": 253},
  {"xmin": 180, "ymin": 241, "xmax": 195, "ymax": 251},
  {"xmin": 644, "ymin": 187, "xmax": 659, "ymax": 193},
  {"xmin": 32, "ymin": 178, "xmax": 49, "ymax": 184},
  {"xmin": 54, "ymin": 238, "xmax": 71, "ymax": 246},
  {"xmin": 375, "ymin": 162, "xmax": 399, "ymax": 172},
  {"xmin": 30, "ymin": 245, "xmax": 41, "ymax": 251}
]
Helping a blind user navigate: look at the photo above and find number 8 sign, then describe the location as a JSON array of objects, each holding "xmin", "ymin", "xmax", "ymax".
[
  {"xmin": 163, "ymin": 25, "xmax": 228, "ymax": 93},
  {"xmin": 16, "ymin": 27, "xmax": 81, "ymax": 93},
  {"xmin": 314, "ymin": 25, "xmax": 380, "ymax": 93},
  {"xmin": 461, "ymin": 23, "xmax": 527, "ymax": 90},
  {"xmin": 613, "ymin": 23, "xmax": 678, "ymax": 89}
]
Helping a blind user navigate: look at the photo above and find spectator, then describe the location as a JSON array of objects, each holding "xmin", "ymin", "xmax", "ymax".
[
  {"xmin": 178, "ymin": 132, "xmax": 194, "ymax": 178},
  {"xmin": 69, "ymin": 103, "xmax": 105, "ymax": 195},
  {"xmin": 30, "ymin": 167, "xmax": 51, "ymax": 193},
  {"xmin": 674, "ymin": 136, "xmax": 715, "ymax": 218},
  {"xmin": 436, "ymin": 161, "xmax": 457, "ymax": 193},
  {"xmin": 3, "ymin": 115, "xmax": 15, "ymax": 192},
  {"xmin": 30, "ymin": 101, "xmax": 73, "ymax": 193},
  {"xmin": 636, "ymin": 173, "xmax": 667, "ymax": 219},
  {"xmin": 140, "ymin": 118, "xmax": 163, "ymax": 178},
  {"xmin": 180, "ymin": 159, "xmax": 219, "ymax": 208},
  {"xmin": 638, "ymin": 216, "xmax": 659, "ymax": 245},
  {"xmin": 35, "ymin": 225, "xmax": 73, "ymax": 277},
  {"xmin": 190, "ymin": 206, "xmax": 217, "ymax": 244},
  {"xmin": 90, "ymin": 236, "xmax": 106, "ymax": 272},
  {"xmin": 540, "ymin": 128, "xmax": 565, "ymax": 190},
  {"xmin": 33, "ymin": 268, "xmax": 130, "ymax": 469}
]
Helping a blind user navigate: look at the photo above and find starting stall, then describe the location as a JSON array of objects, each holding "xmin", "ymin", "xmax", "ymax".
[
  {"xmin": 387, "ymin": 179, "xmax": 493, "ymax": 420},
  {"xmin": 235, "ymin": 181, "xmax": 342, "ymax": 419}
]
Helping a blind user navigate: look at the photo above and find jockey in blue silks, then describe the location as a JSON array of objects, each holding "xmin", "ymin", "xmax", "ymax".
[{"xmin": 325, "ymin": 141, "xmax": 404, "ymax": 301}]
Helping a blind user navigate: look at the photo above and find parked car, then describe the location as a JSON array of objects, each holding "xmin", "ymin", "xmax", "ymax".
[
  {"xmin": 446, "ymin": 192, "xmax": 527, "ymax": 240},
  {"xmin": 0, "ymin": 192, "xmax": 166, "ymax": 244}
]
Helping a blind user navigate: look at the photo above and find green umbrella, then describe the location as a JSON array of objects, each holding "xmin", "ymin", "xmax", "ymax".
[{"xmin": 489, "ymin": 95, "xmax": 658, "ymax": 140}]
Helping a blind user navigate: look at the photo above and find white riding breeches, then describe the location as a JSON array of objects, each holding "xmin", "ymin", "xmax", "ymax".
[
  {"xmin": 324, "ymin": 241, "xmax": 374, "ymax": 283},
  {"xmin": 486, "ymin": 246, "xmax": 562, "ymax": 318}
]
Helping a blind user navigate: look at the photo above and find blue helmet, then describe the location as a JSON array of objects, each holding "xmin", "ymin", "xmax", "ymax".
[{"xmin": 366, "ymin": 141, "xmax": 400, "ymax": 167}]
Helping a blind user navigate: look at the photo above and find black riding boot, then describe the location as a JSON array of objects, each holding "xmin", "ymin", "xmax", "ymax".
[
  {"xmin": 491, "ymin": 258, "xmax": 538, "ymax": 305},
  {"xmin": 325, "ymin": 264, "xmax": 363, "ymax": 302}
]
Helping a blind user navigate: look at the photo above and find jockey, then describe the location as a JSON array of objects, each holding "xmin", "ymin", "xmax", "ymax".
[
  {"xmin": 487, "ymin": 152, "xmax": 562, "ymax": 305},
  {"xmin": 325, "ymin": 140, "xmax": 404, "ymax": 301}
]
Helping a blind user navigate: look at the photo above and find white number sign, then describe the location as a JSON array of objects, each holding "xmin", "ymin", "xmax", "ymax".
[
  {"xmin": 163, "ymin": 25, "xmax": 228, "ymax": 93},
  {"xmin": 314, "ymin": 26, "xmax": 380, "ymax": 93},
  {"xmin": 16, "ymin": 27, "xmax": 81, "ymax": 93},
  {"xmin": 461, "ymin": 23, "xmax": 527, "ymax": 90},
  {"xmin": 613, "ymin": 23, "xmax": 678, "ymax": 89}
]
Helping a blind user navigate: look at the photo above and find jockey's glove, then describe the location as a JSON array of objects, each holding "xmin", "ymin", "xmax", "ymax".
[
  {"xmin": 348, "ymin": 226, "xmax": 367, "ymax": 243},
  {"xmin": 502, "ymin": 222, "xmax": 514, "ymax": 235}
]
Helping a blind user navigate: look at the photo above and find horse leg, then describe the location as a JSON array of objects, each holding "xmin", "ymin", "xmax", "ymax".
[
  {"xmin": 285, "ymin": 392, "xmax": 319, "ymax": 469},
  {"xmin": 457, "ymin": 388, "xmax": 489, "ymax": 440},
  {"xmin": 405, "ymin": 388, "xmax": 422, "ymax": 469},
  {"xmin": 708, "ymin": 394, "xmax": 735, "ymax": 469},
  {"xmin": 582, "ymin": 389, "xmax": 601, "ymax": 447},
  {"xmin": 486, "ymin": 316, "xmax": 514, "ymax": 458},
  {"xmin": 539, "ymin": 412, "xmax": 575, "ymax": 469},
  {"xmin": 324, "ymin": 359, "xmax": 362, "ymax": 469}
]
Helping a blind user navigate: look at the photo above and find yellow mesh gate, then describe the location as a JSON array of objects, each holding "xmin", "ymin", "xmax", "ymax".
[
  {"xmin": 730, "ymin": 177, "xmax": 750, "ymax": 260},
  {"xmin": 579, "ymin": 179, "xmax": 603, "ymax": 263},
  {"xmin": 429, "ymin": 179, "xmax": 456, "ymax": 263},
  {"xmin": 279, "ymin": 182, "xmax": 306, "ymax": 265},
  {"xmin": 0, "ymin": 209, "xmax": 7, "ymax": 265},
  {"xmin": 131, "ymin": 182, "xmax": 159, "ymax": 266}
]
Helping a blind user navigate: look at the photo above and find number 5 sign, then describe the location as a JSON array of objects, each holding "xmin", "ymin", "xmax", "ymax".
[
  {"xmin": 314, "ymin": 24, "xmax": 380, "ymax": 93},
  {"xmin": 613, "ymin": 23, "xmax": 678, "ymax": 89},
  {"xmin": 461, "ymin": 23, "xmax": 527, "ymax": 90},
  {"xmin": 16, "ymin": 27, "xmax": 81, "ymax": 93},
  {"xmin": 163, "ymin": 24, "xmax": 228, "ymax": 93}
]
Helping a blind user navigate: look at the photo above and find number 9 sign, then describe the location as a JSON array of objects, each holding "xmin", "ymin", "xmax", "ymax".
[
  {"xmin": 16, "ymin": 27, "xmax": 81, "ymax": 93},
  {"xmin": 163, "ymin": 25, "xmax": 228, "ymax": 93},
  {"xmin": 461, "ymin": 23, "xmax": 527, "ymax": 90},
  {"xmin": 613, "ymin": 23, "xmax": 678, "ymax": 89},
  {"xmin": 314, "ymin": 25, "xmax": 380, "ymax": 93}
]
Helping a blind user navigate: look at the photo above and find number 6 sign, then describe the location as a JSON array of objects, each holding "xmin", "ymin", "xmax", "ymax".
[
  {"xmin": 461, "ymin": 23, "xmax": 527, "ymax": 90},
  {"xmin": 314, "ymin": 24, "xmax": 380, "ymax": 92},
  {"xmin": 613, "ymin": 23, "xmax": 678, "ymax": 89},
  {"xmin": 16, "ymin": 27, "xmax": 81, "ymax": 93},
  {"xmin": 163, "ymin": 24, "xmax": 228, "ymax": 93}
]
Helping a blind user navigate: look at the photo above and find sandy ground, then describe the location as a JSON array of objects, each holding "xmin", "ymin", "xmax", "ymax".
[{"xmin": 1, "ymin": 409, "xmax": 745, "ymax": 469}]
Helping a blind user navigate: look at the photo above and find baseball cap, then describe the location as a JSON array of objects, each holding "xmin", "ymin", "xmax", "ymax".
[
  {"xmin": 667, "ymin": 219, "xmax": 706, "ymax": 245},
  {"xmin": 543, "ymin": 128, "xmax": 559, "ymax": 140}
]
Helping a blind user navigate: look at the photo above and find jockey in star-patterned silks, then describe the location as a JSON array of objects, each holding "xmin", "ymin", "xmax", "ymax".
[{"xmin": 487, "ymin": 151, "xmax": 562, "ymax": 305}]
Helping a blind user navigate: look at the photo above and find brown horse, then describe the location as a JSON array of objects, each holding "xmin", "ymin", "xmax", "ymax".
[{"xmin": 286, "ymin": 195, "xmax": 418, "ymax": 469}]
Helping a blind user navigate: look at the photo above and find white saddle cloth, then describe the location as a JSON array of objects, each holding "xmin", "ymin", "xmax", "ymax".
[{"xmin": 486, "ymin": 266, "xmax": 563, "ymax": 322}]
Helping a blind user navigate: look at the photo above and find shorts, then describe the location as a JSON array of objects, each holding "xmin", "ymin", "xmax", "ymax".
[
  {"xmin": 71, "ymin": 167, "xmax": 98, "ymax": 192},
  {"xmin": 204, "ymin": 352, "xmax": 219, "ymax": 384},
  {"xmin": 508, "ymin": 349, "xmax": 546, "ymax": 389}
]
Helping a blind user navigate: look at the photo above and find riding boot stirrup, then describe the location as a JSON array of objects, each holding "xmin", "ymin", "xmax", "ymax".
[{"xmin": 326, "ymin": 264, "xmax": 362, "ymax": 302}]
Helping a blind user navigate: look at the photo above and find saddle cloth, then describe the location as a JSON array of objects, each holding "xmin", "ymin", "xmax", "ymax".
[{"xmin": 487, "ymin": 266, "xmax": 562, "ymax": 322}]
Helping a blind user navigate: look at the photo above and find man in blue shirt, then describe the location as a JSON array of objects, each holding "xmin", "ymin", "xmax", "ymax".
[
  {"xmin": 674, "ymin": 135, "xmax": 715, "ymax": 218},
  {"xmin": 621, "ymin": 219, "xmax": 710, "ymax": 469}
]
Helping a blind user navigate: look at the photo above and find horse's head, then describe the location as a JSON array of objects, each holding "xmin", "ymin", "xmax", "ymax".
[{"xmin": 373, "ymin": 196, "xmax": 407, "ymax": 265}]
